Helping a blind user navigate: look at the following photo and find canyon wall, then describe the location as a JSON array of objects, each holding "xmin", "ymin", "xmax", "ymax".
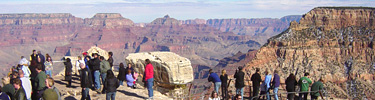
[{"xmin": 245, "ymin": 7, "xmax": 375, "ymax": 99}]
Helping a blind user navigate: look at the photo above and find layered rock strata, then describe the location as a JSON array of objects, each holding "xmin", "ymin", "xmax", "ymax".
[{"xmin": 245, "ymin": 7, "xmax": 375, "ymax": 99}]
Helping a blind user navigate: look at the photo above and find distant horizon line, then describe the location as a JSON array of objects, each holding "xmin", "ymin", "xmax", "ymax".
[{"xmin": 0, "ymin": 13, "xmax": 301, "ymax": 23}]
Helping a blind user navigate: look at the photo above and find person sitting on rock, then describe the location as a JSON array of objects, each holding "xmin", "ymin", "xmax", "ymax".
[
  {"xmin": 126, "ymin": 69, "xmax": 136, "ymax": 89},
  {"xmin": 104, "ymin": 70, "xmax": 119, "ymax": 100}
]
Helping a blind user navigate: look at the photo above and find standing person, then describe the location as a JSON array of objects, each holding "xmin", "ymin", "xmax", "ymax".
[
  {"xmin": 19, "ymin": 57, "xmax": 31, "ymax": 79},
  {"xmin": 44, "ymin": 56, "xmax": 53, "ymax": 77},
  {"xmin": 104, "ymin": 70, "xmax": 119, "ymax": 100},
  {"xmin": 30, "ymin": 50, "xmax": 38, "ymax": 62},
  {"xmin": 251, "ymin": 68, "xmax": 262, "ymax": 100},
  {"xmin": 310, "ymin": 78, "xmax": 325, "ymax": 100},
  {"xmin": 107, "ymin": 52, "xmax": 114, "ymax": 69},
  {"xmin": 126, "ymin": 69, "xmax": 135, "ymax": 88},
  {"xmin": 234, "ymin": 66, "xmax": 245, "ymax": 100},
  {"xmin": 298, "ymin": 73, "xmax": 312, "ymax": 100},
  {"xmin": 2, "ymin": 77, "xmax": 15, "ymax": 100},
  {"xmin": 144, "ymin": 59, "xmax": 154, "ymax": 99},
  {"xmin": 80, "ymin": 63, "xmax": 92, "ymax": 100},
  {"xmin": 220, "ymin": 69, "xmax": 228, "ymax": 99},
  {"xmin": 13, "ymin": 78, "xmax": 27, "ymax": 100},
  {"xmin": 82, "ymin": 52, "xmax": 90, "ymax": 69},
  {"xmin": 285, "ymin": 73, "xmax": 298, "ymax": 100},
  {"xmin": 19, "ymin": 56, "xmax": 30, "ymax": 67},
  {"xmin": 42, "ymin": 78, "xmax": 58, "ymax": 100},
  {"xmin": 33, "ymin": 65, "xmax": 46, "ymax": 100},
  {"xmin": 100, "ymin": 56, "xmax": 111, "ymax": 94},
  {"xmin": 37, "ymin": 51, "xmax": 45, "ymax": 71},
  {"xmin": 19, "ymin": 70, "xmax": 32, "ymax": 100},
  {"xmin": 264, "ymin": 70, "xmax": 272, "ymax": 100},
  {"xmin": 89, "ymin": 53, "xmax": 101, "ymax": 91},
  {"xmin": 208, "ymin": 91, "xmax": 220, "ymax": 100},
  {"xmin": 272, "ymin": 70, "xmax": 280, "ymax": 100},
  {"xmin": 75, "ymin": 56, "xmax": 85, "ymax": 76},
  {"xmin": 207, "ymin": 69, "xmax": 221, "ymax": 94},
  {"xmin": 117, "ymin": 63, "xmax": 126, "ymax": 86},
  {"xmin": 64, "ymin": 58, "xmax": 73, "ymax": 87}
]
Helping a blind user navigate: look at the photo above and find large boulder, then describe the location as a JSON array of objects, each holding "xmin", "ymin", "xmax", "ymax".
[
  {"xmin": 86, "ymin": 46, "xmax": 109, "ymax": 60},
  {"xmin": 125, "ymin": 52, "xmax": 194, "ymax": 88}
]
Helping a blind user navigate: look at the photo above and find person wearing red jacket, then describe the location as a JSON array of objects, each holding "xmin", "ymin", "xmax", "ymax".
[{"xmin": 144, "ymin": 59, "xmax": 154, "ymax": 100}]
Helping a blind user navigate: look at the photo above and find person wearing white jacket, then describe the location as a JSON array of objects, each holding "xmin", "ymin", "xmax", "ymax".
[
  {"xmin": 19, "ymin": 70, "xmax": 32, "ymax": 100},
  {"xmin": 75, "ymin": 56, "xmax": 85, "ymax": 76},
  {"xmin": 19, "ymin": 56, "xmax": 31, "ymax": 79}
]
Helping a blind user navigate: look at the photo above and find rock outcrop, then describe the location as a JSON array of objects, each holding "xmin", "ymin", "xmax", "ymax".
[
  {"xmin": 125, "ymin": 52, "xmax": 194, "ymax": 88},
  {"xmin": 84, "ymin": 13, "xmax": 134, "ymax": 27},
  {"xmin": 245, "ymin": 7, "xmax": 375, "ymax": 99},
  {"xmin": 150, "ymin": 15, "xmax": 181, "ymax": 26}
]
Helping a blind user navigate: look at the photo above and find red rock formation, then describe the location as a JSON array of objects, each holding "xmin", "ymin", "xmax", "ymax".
[{"xmin": 245, "ymin": 7, "xmax": 375, "ymax": 99}]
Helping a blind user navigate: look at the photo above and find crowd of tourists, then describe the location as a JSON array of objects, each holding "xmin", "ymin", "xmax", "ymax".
[
  {"xmin": 0, "ymin": 50, "xmax": 155, "ymax": 100},
  {"xmin": 208, "ymin": 67, "xmax": 325, "ymax": 100}
]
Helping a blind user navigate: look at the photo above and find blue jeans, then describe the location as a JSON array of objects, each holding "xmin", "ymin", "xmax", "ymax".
[
  {"xmin": 81, "ymin": 88, "xmax": 90, "ymax": 100},
  {"xmin": 119, "ymin": 80, "xmax": 123, "ymax": 86},
  {"xmin": 236, "ymin": 87, "xmax": 244, "ymax": 100},
  {"xmin": 94, "ymin": 70, "xmax": 101, "ymax": 90},
  {"xmin": 45, "ymin": 70, "xmax": 52, "ymax": 77},
  {"xmin": 214, "ymin": 82, "xmax": 221, "ymax": 94},
  {"xmin": 266, "ymin": 89, "xmax": 271, "ymax": 100},
  {"xmin": 101, "ymin": 73, "xmax": 107, "ymax": 86},
  {"xmin": 147, "ymin": 78, "xmax": 154, "ymax": 98},
  {"xmin": 106, "ymin": 92, "xmax": 116, "ymax": 100},
  {"xmin": 274, "ymin": 87, "xmax": 279, "ymax": 100}
]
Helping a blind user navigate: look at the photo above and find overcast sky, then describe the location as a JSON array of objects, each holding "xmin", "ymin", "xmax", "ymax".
[{"xmin": 0, "ymin": 0, "xmax": 374, "ymax": 23}]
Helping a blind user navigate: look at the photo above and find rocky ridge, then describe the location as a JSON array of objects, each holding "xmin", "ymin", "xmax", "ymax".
[{"xmin": 245, "ymin": 7, "xmax": 375, "ymax": 99}]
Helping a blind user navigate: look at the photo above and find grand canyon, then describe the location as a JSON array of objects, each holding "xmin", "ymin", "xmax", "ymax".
[{"xmin": 0, "ymin": 6, "xmax": 374, "ymax": 99}]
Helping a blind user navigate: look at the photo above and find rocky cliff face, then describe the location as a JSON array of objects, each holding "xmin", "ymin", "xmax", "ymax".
[
  {"xmin": 246, "ymin": 7, "xmax": 375, "ymax": 99},
  {"xmin": 187, "ymin": 15, "xmax": 302, "ymax": 44},
  {"xmin": 84, "ymin": 13, "xmax": 134, "ymax": 27}
]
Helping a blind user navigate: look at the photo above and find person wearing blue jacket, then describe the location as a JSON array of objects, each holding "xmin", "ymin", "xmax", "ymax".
[
  {"xmin": 208, "ymin": 69, "xmax": 221, "ymax": 94},
  {"xmin": 264, "ymin": 70, "xmax": 272, "ymax": 100}
]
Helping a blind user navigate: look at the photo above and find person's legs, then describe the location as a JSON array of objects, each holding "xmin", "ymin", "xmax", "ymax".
[
  {"xmin": 214, "ymin": 82, "xmax": 221, "ymax": 94},
  {"xmin": 298, "ymin": 93, "xmax": 303, "ymax": 100},
  {"xmin": 266, "ymin": 90, "xmax": 270, "ymax": 100},
  {"xmin": 119, "ymin": 80, "xmax": 123, "ymax": 86},
  {"xmin": 253, "ymin": 85, "xmax": 259, "ymax": 100},
  {"xmin": 221, "ymin": 85, "xmax": 227, "ymax": 99},
  {"xmin": 147, "ymin": 78, "xmax": 154, "ymax": 98},
  {"xmin": 106, "ymin": 92, "xmax": 111, "ymax": 100},
  {"xmin": 241, "ymin": 87, "xmax": 244, "ymax": 100},
  {"xmin": 81, "ymin": 88, "xmax": 90, "ymax": 100},
  {"xmin": 303, "ymin": 93, "xmax": 308, "ymax": 100},
  {"xmin": 94, "ymin": 71, "xmax": 101, "ymax": 90},
  {"xmin": 111, "ymin": 92, "xmax": 116, "ymax": 100},
  {"xmin": 101, "ymin": 73, "xmax": 107, "ymax": 85},
  {"xmin": 311, "ymin": 95, "xmax": 318, "ymax": 100},
  {"xmin": 274, "ymin": 87, "xmax": 279, "ymax": 100}
]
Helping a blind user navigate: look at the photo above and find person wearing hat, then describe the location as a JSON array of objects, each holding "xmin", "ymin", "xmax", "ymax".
[{"xmin": 234, "ymin": 66, "xmax": 245, "ymax": 100}]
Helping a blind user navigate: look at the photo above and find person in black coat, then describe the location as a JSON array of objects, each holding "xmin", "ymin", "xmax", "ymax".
[
  {"xmin": 234, "ymin": 66, "xmax": 245, "ymax": 100},
  {"xmin": 89, "ymin": 53, "xmax": 101, "ymax": 91},
  {"xmin": 220, "ymin": 69, "xmax": 228, "ymax": 100},
  {"xmin": 285, "ymin": 73, "xmax": 298, "ymax": 100},
  {"xmin": 251, "ymin": 68, "xmax": 262, "ymax": 100},
  {"xmin": 117, "ymin": 63, "xmax": 126, "ymax": 86},
  {"xmin": 104, "ymin": 70, "xmax": 119, "ymax": 100},
  {"xmin": 64, "ymin": 58, "xmax": 73, "ymax": 87},
  {"xmin": 80, "ymin": 63, "xmax": 92, "ymax": 100}
]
